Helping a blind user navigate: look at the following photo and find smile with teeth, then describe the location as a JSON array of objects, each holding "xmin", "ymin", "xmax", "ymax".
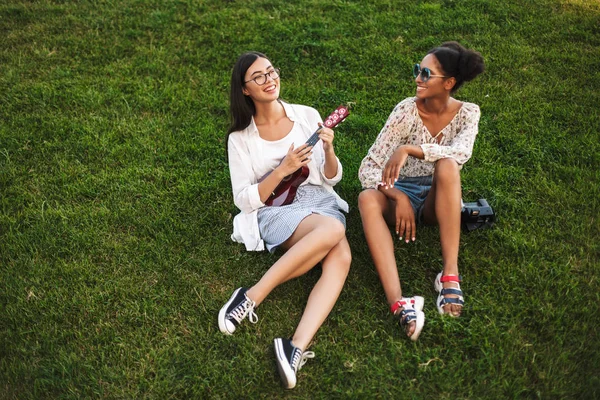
[{"xmin": 264, "ymin": 84, "xmax": 276, "ymax": 92}]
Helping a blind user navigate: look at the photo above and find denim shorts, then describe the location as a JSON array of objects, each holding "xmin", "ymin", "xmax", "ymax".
[{"xmin": 394, "ymin": 176, "xmax": 433, "ymax": 222}]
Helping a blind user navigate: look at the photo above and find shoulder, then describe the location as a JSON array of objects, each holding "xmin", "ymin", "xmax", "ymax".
[
  {"xmin": 287, "ymin": 103, "xmax": 321, "ymax": 121},
  {"xmin": 460, "ymin": 101, "xmax": 480, "ymax": 115},
  {"xmin": 228, "ymin": 129, "xmax": 245, "ymax": 144},
  {"xmin": 391, "ymin": 97, "xmax": 417, "ymax": 114},
  {"xmin": 397, "ymin": 97, "xmax": 417, "ymax": 108},
  {"xmin": 383, "ymin": 98, "xmax": 416, "ymax": 123},
  {"xmin": 228, "ymin": 126, "xmax": 254, "ymax": 150}
]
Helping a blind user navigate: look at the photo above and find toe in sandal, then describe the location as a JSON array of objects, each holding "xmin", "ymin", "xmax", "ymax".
[
  {"xmin": 434, "ymin": 273, "xmax": 464, "ymax": 316},
  {"xmin": 391, "ymin": 296, "xmax": 425, "ymax": 342}
]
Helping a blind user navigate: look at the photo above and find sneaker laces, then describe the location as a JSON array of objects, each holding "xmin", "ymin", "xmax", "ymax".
[
  {"xmin": 229, "ymin": 296, "xmax": 258, "ymax": 324},
  {"xmin": 291, "ymin": 348, "xmax": 315, "ymax": 372}
]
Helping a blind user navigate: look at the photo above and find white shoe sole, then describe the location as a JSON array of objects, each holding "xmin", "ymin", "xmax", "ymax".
[
  {"xmin": 410, "ymin": 310, "xmax": 425, "ymax": 341},
  {"xmin": 409, "ymin": 296, "xmax": 425, "ymax": 342},
  {"xmin": 218, "ymin": 288, "xmax": 242, "ymax": 335},
  {"xmin": 413, "ymin": 295, "xmax": 425, "ymax": 312},
  {"xmin": 274, "ymin": 338, "xmax": 296, "ymax": 389}
]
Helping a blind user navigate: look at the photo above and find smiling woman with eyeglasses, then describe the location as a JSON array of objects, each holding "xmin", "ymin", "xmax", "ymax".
[
  {"xmin": 358, "ymin": 42, "xmax": 485, "ymax": 341},
  {"xmin": 218, "ymin": 52, "xmax": 350, "ymax": 389}
]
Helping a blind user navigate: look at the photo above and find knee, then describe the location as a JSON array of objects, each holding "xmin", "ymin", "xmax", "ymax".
[
  {"xmin": 325, "ymin": 242, "xmax": 352, "ymax": 276},
  {"xmin": 338, "ymin": 245, "xmax": 352, "ymax": 273},
  {"xmin": 321, "ymin": 219, "xmax": 346, "ymax": 247},
  {"xmin": 358, "ymin": 189, "xmax": 382, "ymax": 215},
  {"xmin": 434, "ymin": 158, "xmax": 460, "ymax": 183}
]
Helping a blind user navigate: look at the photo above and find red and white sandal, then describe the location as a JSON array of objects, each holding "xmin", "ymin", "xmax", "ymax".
[
  {"xmin": 391, "ymin": 296, "xmax": 425, "ymax": 341},
  {"xmin": 434, "ymin": 273, "xmax": 464, "ymax": 316}
]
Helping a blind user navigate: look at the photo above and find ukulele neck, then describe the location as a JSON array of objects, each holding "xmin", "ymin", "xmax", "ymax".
[{"xmin": 305, "ymin": 127, "xmax": 322, "ymax": 147}]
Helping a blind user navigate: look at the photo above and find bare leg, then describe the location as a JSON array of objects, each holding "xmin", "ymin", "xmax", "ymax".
[
  {"xmin": 246, "ymin": 214, "xmax": 346, "ymax": 306},
  {"xmin": 422, "ymin": 158, "xmax": 463, "ymax": 316},
  {"xmin": 247, "ymin": 213, "xmax": 350, "ymax": 351},
  {"xmin": 291, "ymin": 237, "xmax": 351, "ymax": 350},
  {"xmin": 358, "ymin": 189, "xmax": 416, "ymax": 337}
]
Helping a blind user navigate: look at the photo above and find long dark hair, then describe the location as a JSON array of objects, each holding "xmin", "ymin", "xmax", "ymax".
[
  {"xmin": 427, "ymin": 42, "xmax": 484, "ymax": 93},
  {"xmin": 227, "ymin": 51, "xmax": 267, "ymax": 135}
]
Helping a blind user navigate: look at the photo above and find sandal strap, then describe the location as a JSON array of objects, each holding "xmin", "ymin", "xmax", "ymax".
[
  {"xmin": 440, "ymin": 288, "xmax": 463, "ymax": 297},
  {"xmin": 398, "ymin": 308, "xmax": 417, "ymax": 326},
  {"xmin": 440, "ymin": 274, "xmax": 462, "ymax": 283},
  {"xmin": 390, "ymin": 298, "xmax": 415, "ymax": 314},
  {"xmin": 439, "ymin": 297, "xmax": 464, "ymax": 306}
]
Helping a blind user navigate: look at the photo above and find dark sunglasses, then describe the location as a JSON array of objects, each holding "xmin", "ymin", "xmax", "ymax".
[{"xmin": 413, "ymin": 64, "xmax": 449, "ymax": 82}]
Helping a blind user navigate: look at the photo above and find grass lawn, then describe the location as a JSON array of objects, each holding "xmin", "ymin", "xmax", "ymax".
[{"xmin": 1, "ymin": 0, "xmax": 599, "ymax": 398}]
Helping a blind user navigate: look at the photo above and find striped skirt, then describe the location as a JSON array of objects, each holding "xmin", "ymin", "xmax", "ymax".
[{"xmin": 257, "ymin": 184, "xmax": 346, "ymax": 253}]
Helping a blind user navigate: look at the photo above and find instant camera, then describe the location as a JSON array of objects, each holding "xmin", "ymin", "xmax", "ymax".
[{"xmin": 461, "ymin": 198, "xmax": 495, "ymax": 232}]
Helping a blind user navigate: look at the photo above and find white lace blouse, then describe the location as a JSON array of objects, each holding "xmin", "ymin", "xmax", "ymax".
[{"xmin": 358, "ymin": 97, "xmax": 481, "ymax": 189}]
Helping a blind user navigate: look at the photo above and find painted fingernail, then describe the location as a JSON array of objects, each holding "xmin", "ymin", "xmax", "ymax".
[
  {"xmin": 399, "ymin": 237, "xmax": 402, "ymax": 241},
  {"xmin": 405, "ymin": 239, "xmax": 409, "ymax": 243},
  {"xmin": 412, "ymin": 237, "xmax": 416, "ymax": 241}
]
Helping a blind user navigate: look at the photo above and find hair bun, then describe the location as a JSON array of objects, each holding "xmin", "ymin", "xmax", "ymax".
[
  {"xmin": 429, "ymin": 42, "xmax": 485, "ymax": 93},
  {"xmin": 458, "ymin": 49, "xmax": 484, "ymax": 82}
]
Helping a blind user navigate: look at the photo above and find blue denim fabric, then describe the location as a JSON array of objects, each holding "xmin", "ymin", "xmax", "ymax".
[{"xmin": 393, "ymin": 176, "xmax": 433, "ymax": 222}]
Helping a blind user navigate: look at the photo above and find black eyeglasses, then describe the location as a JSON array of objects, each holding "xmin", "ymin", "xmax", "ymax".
[
  {"xmin": 413, "ymin": 64, "xmax": 449, "ymax": 82},
  {"xmin": 245, "ymin": 68, "xmax": 280, "ymax": 85}
]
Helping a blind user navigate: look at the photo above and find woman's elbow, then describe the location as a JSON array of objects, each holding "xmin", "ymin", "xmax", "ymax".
[{"xmin": 233, "ymin": 196, "xmax": 254, "ymax": 214}]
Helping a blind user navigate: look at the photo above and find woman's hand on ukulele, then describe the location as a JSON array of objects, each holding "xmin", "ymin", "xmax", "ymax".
[
  {"xmin": 277, "ymin": 143, "xmax": 312, "ymax": 177},
  {"xmin": 381, "ymin": 146, "xmax": 409, "ymax": 188},
  {"xmin": 317, "ymin": 124, "xmax": 335, "ymax": 153}
]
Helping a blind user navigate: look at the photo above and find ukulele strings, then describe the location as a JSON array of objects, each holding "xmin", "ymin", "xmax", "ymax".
[{"xmin": 305, "ymin": 129, "xmax": 321, "ymax": 147}]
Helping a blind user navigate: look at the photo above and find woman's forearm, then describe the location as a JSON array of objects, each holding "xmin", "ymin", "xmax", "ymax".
[
  {"xmin": 401, "ymin": 144, "xmax": 425, "ymax": 160},
  {"xmin": 323, "ymin": 148, "xmax": 339, "ymax": 179},
  {"xmin": 257, "ymin": 168, "xmax": 286, "ymax": 203}
]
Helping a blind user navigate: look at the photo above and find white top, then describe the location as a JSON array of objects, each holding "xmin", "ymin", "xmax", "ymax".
[
  {"xmin": 228, "ymin": 101, "xmax": 349, "ymax": 251},
  {"xmin": 257, "ymin": 123, "xmax": 324, "ymax": 186},
  {"xmin": 359, "ymin": 97, "xmax": 481, "ymax": 189}
]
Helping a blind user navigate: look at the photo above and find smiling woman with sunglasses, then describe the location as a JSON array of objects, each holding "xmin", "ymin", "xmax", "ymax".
[
  {"xmin": 358, "ymin": 42, "xmax": 484, "ymax": 340},
  {"xmin": 218, "ymin": 52, "xmax": 350, "ymax": 389}
]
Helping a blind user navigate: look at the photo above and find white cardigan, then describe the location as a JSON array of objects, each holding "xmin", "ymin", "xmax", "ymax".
[{"xmin": 227, "ymin": 102, "xmax": 349, "ymax": 251}]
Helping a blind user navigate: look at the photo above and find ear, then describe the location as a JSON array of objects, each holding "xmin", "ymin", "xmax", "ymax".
[
  {"xmin": 242, "ymin": 86, "xmax": 250, "ymax": 96},
  {"xmin": 444, "ymin": 77, "xmax": 457, "ymax": 92}
]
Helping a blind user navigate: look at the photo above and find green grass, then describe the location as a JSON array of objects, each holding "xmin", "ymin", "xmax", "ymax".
[{"xmin": 1, "ymin": 0, "xmax": 599, "ymax": 398}]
